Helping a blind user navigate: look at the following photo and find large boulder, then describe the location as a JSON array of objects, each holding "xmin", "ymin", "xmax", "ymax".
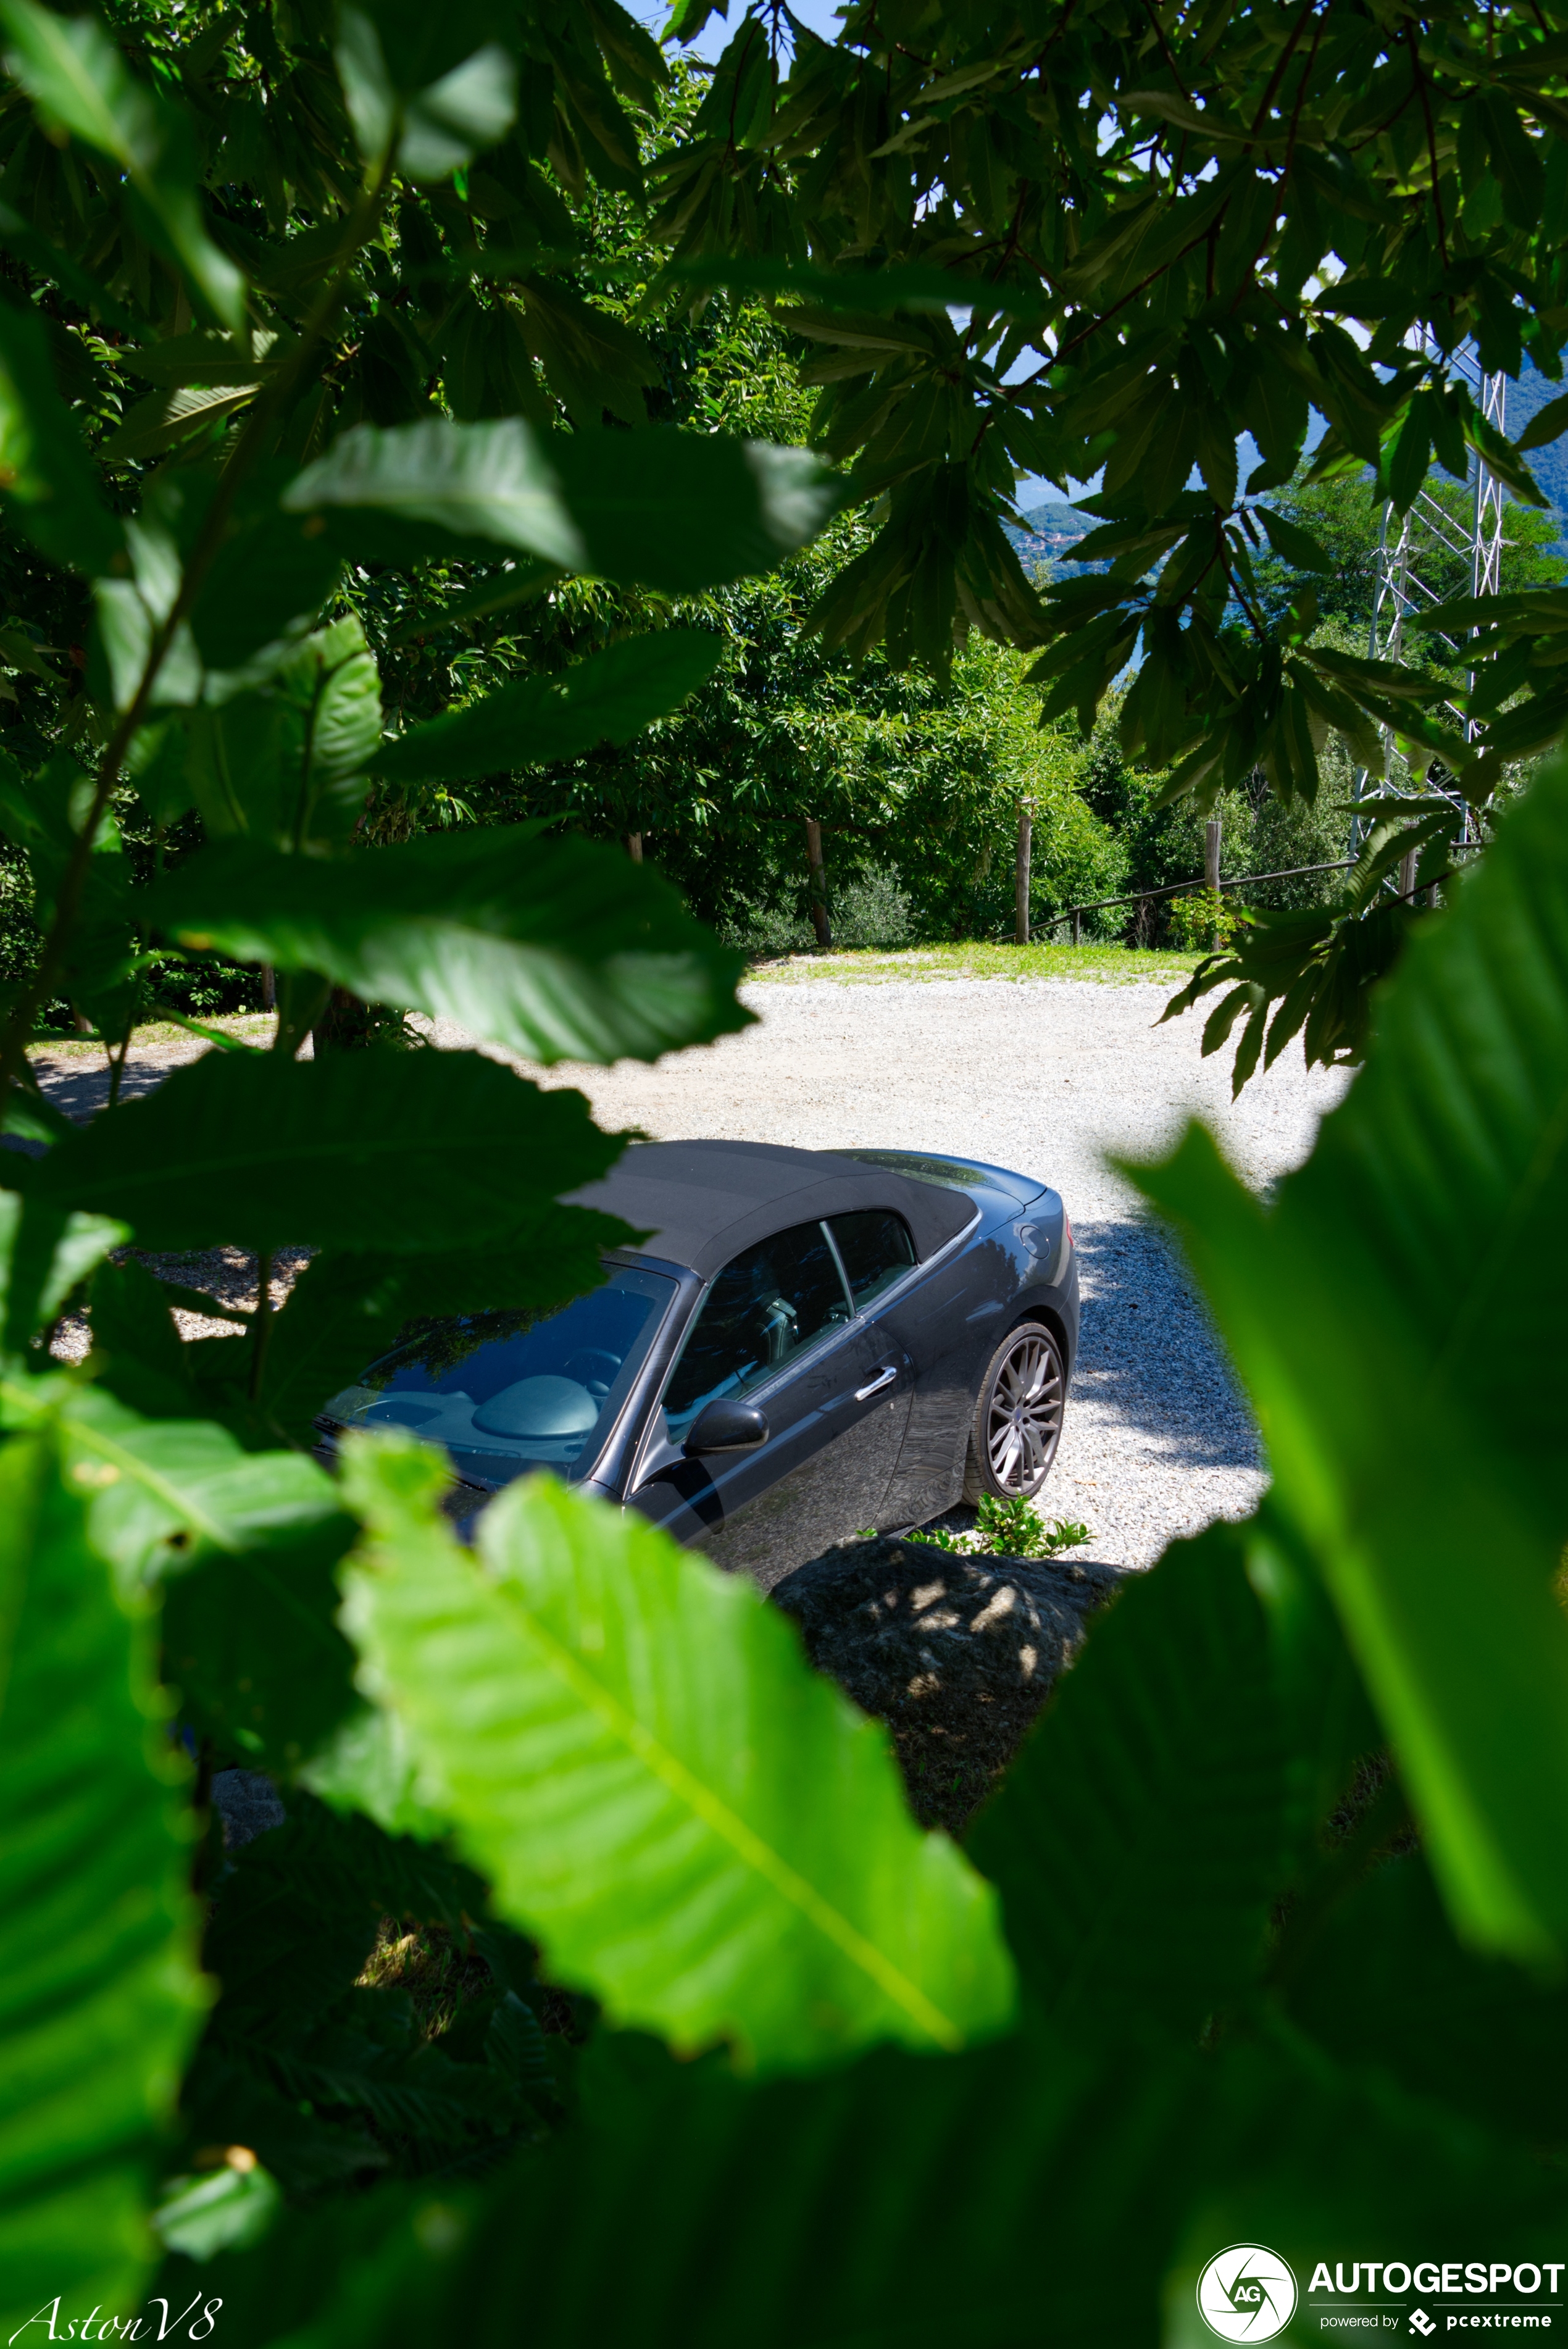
[{"xmin": 771, "ymin": 1536, "xmax": 1125, "ymax": 1834}]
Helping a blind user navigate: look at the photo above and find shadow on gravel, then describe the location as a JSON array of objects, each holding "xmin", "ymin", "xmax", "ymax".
[
  {"xmin": 774, "ymin": 1533, "xmax": 1127, "ymax": 1835},
  {"xmin": 1069, "ymin": 1215, "xmax": 1260, "ymax": 1474},
  {"xmin": 30, "ymin": 1050, "xmax": 188, "ymax": 1122}
]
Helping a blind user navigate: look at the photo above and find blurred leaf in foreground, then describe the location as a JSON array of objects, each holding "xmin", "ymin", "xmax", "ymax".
[
  {"xmin": 0, "ymin": 1426, "xmax": 207, "ymax": 2339},
  {"xmin": 1132, "ymin": 755, "xmax": 1568, "ymax": 1966}
]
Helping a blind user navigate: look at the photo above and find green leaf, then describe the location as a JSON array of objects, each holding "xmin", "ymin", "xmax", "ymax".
[
  {"xmin": 87, "ymin": 1257, "xmax": 208, "ymax": 1421},
  {"xmin": 550, "ymin": 428, "xmax": 844, "ymax": 594},
  {"xmin": 0, "ymin": 1425, "xmax": 207, "ymax": 2341},
  {"xmin": 185, "ymin": 2024, "xmax": 1200, "ymax": 2349},
  {"xmin": 283, "ymin": 418, "xmax": 584, "ymax": 567},
  {"xmin": 0, "ymin": 1189, "xmax": 126, "ymax": 1355},
  {"xmin": 9, "ymin": 1048, "xmax": 628, "ymax": 1253},
  {"xmin": 0, "ymin": 1374, "xmax": 345, "ymax": 1592},
  {"xmin": 91, "ymin": 582, "xmax": 202, "ymax": 716},
  {"xmin": 369, "ymin": 628, "xmax": 724, "ymax": 787},
  {"xmin": 161, "ymin": 1512, "xmax": 359, "ymax": 1771},
  {"xmin": 99, "ymin": 1215, "xmax": 632, "ymax": 1452},
  {"xmin": 282, "ymin": 420, "xmax": 842, "ymax": 590},
  {"xmin": 153, "ymin": 2161, "xmax": 281, "ymax": 2262},
  {"xmin": 150, "ymin": 827, "xmax": 753, "ymax": 1064},
  {"xmin": 514, "ymin": 274, "xmax": 659, "ymax": 429},
  {"xmin": 1282, "ymin": 1845, "xmax": 1568, "ymax": 2151},
  {"xmin": 186, "ymin": 509, "xmax": 346, "ymax": 676},
  {"xmin": 335, "ymin": 4, "xmax": 518, "ymax": 179},
  {"xmin": 0, "ymin": 0, "xmax": 244, "ymax": 331},
  {"xmin": 967, "ymin": 1521, "xmax": 1289, "ymax": 2035},
  {"xmin": 0, "ymin": 296, "xmax": 122, "ymax": 575},
  {"xmin": 102, "ymin": 380, "xmax": 259, "ymax": 463},
  {"xmin": 185, "ymin": 616, "xmax": 381, "ymax": 847},
  {"xmin": 1255, "ymin": 504, "xmax": 1333, "ymax": 574},
  {"xmin": 124, "ymin": 720, "xmax": 194, "ymax": 831},
  {"xmin": 664, "ymin": 254, "xmax": 1052, "ymax": 316},
  {"xmin": 219, "ymin": 1218, "xmax": 632, "ymax": 1450},
  {"xmin": 1477, "ymin": 91, "xmax": 1545, "ymax": 232},
  {"xmin": 1458, "ymin": 385, "xmax": 1549, "ymax": 507},
  {"xmin": 1516, "ymin": 390, "xmax": 1568, "ymax": 454},
  {"xmin": 121, "ymin": 329, "xmax": 283, "ymax": 387},
  {"xmin": 1170, "ymin": 2019, "xmax": 1568, "ymax": 2305},
  {"xmin": 336, "ymin": 1440, "xmax": 1017, "ymax": 2073},
  {"xmin": 301, "ymin": 1702, "xmax": 449, "ymax": 1843},
  {"xmin": 1130, "ymin": 755, "xmax": 1568, "ymax": 1966}
]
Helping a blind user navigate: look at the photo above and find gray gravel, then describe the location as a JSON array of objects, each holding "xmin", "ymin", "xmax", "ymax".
[{"xmin": 466, "ymin": 972, "xmax": 1352, "ymax": 1571}]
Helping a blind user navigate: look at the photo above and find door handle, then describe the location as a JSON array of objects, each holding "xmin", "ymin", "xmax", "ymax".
[{"xmin": 853, "ymin": 1364, "xmax": 899, "ymax": 1402}]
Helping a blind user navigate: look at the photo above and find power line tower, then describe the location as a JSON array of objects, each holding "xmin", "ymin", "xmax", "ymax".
[{"xmin": 1349, "ymin": 347, "xmax": 1506, "ymax": 880}]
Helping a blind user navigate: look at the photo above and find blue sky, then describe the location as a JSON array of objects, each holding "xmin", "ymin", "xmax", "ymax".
[{"xmin": 653, "ymin": 1, "xmax": 847, "ymax": 57}]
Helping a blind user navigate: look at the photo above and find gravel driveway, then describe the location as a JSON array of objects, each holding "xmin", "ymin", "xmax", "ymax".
[
  {"xmin": 31, "ymin": 972, "xmax": 1349, "ymax": 1569},
  {"xmin": 475, "ymin": 970, "xmax": 1351, "ymax": 1571}
]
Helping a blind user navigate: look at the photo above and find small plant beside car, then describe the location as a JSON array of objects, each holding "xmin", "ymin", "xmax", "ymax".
[{"xmin": 901, "ymin": 1493, "xmax": 1091, "ymax": 1561}]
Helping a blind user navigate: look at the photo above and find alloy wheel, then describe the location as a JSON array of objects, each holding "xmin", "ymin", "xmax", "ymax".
[{"xmin": 985, "ymin": 1329, "xmax": 1064, "ymax": 1493}]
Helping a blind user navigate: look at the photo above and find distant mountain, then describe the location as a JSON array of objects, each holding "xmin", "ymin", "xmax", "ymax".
[
  {"xmin": 1004, "ymin": 500, "xmax": 1095, "ymax": 574},
  {"xmin": 1506, "ymin": 362, "xmax": 1568, "ymax": 538},
  {"xmin": 999, "ymin": 370, "xmax": 1568, "ymax": 579}
]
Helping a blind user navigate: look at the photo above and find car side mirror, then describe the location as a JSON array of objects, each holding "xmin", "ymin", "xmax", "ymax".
[{"xmin": 683, "ymin": 1398, "xmax": 769, "ymax": 1455}]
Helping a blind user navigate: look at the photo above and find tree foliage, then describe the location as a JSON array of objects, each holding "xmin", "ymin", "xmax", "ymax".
[{"xmin": 653, "ymin": 0, "xmax": 1568, "ymax": 806}]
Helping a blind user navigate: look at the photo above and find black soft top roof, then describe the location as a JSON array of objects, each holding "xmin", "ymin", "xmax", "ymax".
[{"xmin": 565, "ymin": 1139, "xmax": 977, "ymax": 1279}]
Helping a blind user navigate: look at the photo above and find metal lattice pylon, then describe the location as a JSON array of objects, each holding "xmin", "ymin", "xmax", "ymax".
[{"xmin": 1349, "ymin": 345, "xmax": 1506, "ymax": 862}]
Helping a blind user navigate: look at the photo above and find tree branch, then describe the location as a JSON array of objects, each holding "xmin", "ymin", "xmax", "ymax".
[{"xmin": 1406, "ymin": 20, "xmax": 1451, "ymax": 269}]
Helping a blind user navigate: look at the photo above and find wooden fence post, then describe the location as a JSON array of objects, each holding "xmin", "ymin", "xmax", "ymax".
[
  {"xmin": 1204, "ymin": 815, "xmax": 1223, "ymax": 947},
  {"xmin": 804, "ymin": 819, "xmax": 831, "ymax": 948},
  {"xmin": 626, "ymin": 833, "xmax": 643, "ymax": 864},
  {"xmin": 1015, "ymin": 802, "xmax": 1032, "ymax": 945}
]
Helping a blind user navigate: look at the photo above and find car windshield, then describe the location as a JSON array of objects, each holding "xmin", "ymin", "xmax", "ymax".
[{"xmin": 321, "ymin": 1263, "xmax": 678, "ymax": 1487}]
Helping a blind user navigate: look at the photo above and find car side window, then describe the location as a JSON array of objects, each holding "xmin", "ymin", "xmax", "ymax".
[
  {"xmin": 828, "ymin": 1210, "xmax": 916, "ymax": 1308},
  {"xmin": 661, "ymin": 1221, "xmax": 853, "ymax": 1435}
]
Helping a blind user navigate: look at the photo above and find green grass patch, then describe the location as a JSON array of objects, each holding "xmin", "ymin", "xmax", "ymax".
[
  {"xmin": 28, "ymin": 1013, "xmax": 275, "ymax": 1058},
  {"xmin": 745, "ymin": 940, "xmax": 1202, "ymax": 985}
]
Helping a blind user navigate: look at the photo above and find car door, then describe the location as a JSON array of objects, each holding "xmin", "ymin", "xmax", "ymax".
[
  {"xmin": 870, "ymin": 1198, "xmax": 1017, "ymax": 1527},
  {"xmin": 625, "ymin": 1217, "xmax": 913, "ymax": 1587}
]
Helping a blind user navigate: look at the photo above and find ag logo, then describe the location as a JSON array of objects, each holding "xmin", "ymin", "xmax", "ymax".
[{"xmin": 1196, "ymin": 2245, "xmax": 1299, "ymax": 2342}]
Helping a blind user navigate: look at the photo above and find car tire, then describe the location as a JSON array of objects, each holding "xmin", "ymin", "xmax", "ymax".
[{"xmin": 961, "ymin": 1320, "xmax": 1067, "ymax": 1503}]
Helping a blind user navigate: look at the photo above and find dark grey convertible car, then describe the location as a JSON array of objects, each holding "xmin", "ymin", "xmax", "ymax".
[{"xmin": 317, "ymin": 1140, "xmax": 1079, "ymax": 1587}]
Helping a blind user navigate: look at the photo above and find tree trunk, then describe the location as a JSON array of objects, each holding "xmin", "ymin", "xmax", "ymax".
[
  {"xmin": 312, "ymin": 986, "xmax": 380, "ymax": 1051},
  {"xmin": 1204, "ymin": 815, "xmax": 1223, "ymax": 948},
  {"xmin": 804, "ymin": 819, "xmax": 831, "ymax": 949},
  {"xmin": 626, "ymin": 833, "xmax": 643, "ymax": 863},
  {"xmin": 1015, "ymin": 803, "xmax": 1032, "ymax": 945},
  {"xmin": 261, "ymin": 964, "xmax": 276, "ymax": 1011}
]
